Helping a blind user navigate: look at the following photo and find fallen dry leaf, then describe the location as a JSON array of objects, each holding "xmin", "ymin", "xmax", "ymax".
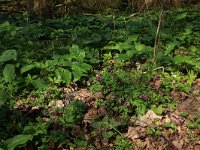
[
  {"xmin": 134, "ymin": 139, "xmax": 147, "ymax": 150},
  {"xmin": 74, "ymin": 89, "xmax": 93, "ymax": 102},
  {"xmin": 31, "ymin": 105, "xmax": 41, "ymax": 110},
  {"xmin": 56, "ymin": 100, "xmax": 64, "ymax": 108},
  {"xmin": 172, "ymin": 139, "xmax": 184, "ymax": 150},
  {"xmin": 124, "ymin": 126, "xmax": 140, "ymax": 141},
  {"xmin": 171, "ymin": 90, "xmax": 187, "ymax": 101},
  {"xmin": 83, "ymin": 108, "xmax": 98, "ymax": 124},
  {"xmin": 94, "ymin": 140, "xmax": 102, "ymax": 149},
  {"xmin": 93, "ymin": 91, "xmax": 104, "ymax": 99},
  {"xmin": 133, "ymin": 110, "xmax": 162, "ymax": 127},
  {"xmin": 170, "ymin": 113, "xmax": 185, "ymax": 126},
  {"xmin": 177, "ymin": 98, "xmax": 200, "ymax": 117},
  {"xmin": 192, "ymin": 78, "xmax": 200, "ymax": 96},
  {"xmin": 150, "ymin": 74, "xmax": 163, "ymax": 90},
  {"xmin": 154, "ymin": 79, "xmax": 163, "ymax": 90}
]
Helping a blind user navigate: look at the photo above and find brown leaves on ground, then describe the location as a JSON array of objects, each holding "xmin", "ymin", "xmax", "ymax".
[
  {"xmin": 126, "ymin": 111, "xmax": 198, "ymax": 149},
  {"xmin": 171, "ymin": 90, "xmax": 188, "ymax": 101},
  {"xmin": 150, "ymin": 74, "xmax": 163, "ymax": 90},
  {"xmin": 131, "ymin": 110, "xmax": 162, "ymax": 127},
  {"xmin": 177, "ymin": 97, "xmax": 200, "ymax": 118},
  {"xmin": 14, "ymin": 77, "xmax": 200, "ymax": 149}
]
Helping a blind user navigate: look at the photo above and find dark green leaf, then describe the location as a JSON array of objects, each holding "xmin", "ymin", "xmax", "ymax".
[
  {"xmin": 4, "ymin": 134, "xmax": 33, "ymax": 150},
  {"xmin": 31, "ymin": 78, "xmax": 48, "ymax": 89},
  {"xmin": 0, "ymin": 50, "xmax": 17, "ymax": 62},
  {"xmin": 3, "ymin": 64, "xmax": 15, "ymax": 83}
]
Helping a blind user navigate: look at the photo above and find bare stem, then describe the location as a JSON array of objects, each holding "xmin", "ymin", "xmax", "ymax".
[{"xmin": 153, "ymin": 10, "xmax": 163, "ymax": 64}]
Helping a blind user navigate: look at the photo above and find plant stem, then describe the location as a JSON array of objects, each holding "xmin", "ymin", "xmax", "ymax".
[{"xmin": 153, "ymin": 10, "xmax": 163, "ymax": 64}]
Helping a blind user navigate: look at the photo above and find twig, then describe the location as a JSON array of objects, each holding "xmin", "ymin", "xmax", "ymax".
[{"xmin": 153, "ymin": 10, "xmax": 163, "ymax": 64}]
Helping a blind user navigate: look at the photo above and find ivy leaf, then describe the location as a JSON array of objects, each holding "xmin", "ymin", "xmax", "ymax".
[
  {"xmin": 3, "ymin": 134, "xmax": 33, "ymax": 150},
  {"xmin": 3, "ymin": 64, "xmax": 15, "ymax": 83},
  {"xmin": 0, "ymin": 49, "xmax": 17, "ymax": 63}
]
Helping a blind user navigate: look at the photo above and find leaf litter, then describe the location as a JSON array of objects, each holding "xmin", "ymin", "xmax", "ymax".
[{"xmin": 13, "ymin": 78, "xmax": 200, "ymax": 149}]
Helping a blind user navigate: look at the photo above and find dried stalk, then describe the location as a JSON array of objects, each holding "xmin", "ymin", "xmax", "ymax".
[{"xmin": 153, "ymin": 9, "xmax": 163, "ymax": 64}]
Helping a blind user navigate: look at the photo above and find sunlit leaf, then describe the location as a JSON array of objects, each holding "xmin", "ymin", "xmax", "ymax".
[
  {"xmin": 55, "ymin": 68, "xmax": 72, "ymax": 86},
  {"xmin": 135, "ymin": 43, "xmax": 146, "ymax": 52},
  {"xmin": 165, "ymin": 43, "xmax": 177, "ymax": 54},
  {"xmin": 0, "ymin": 49, "xmax": 17, "ymax": 62},
  {"xmin": 69, "ymin": 45, "xmax": 85, "ymax": 61},
  {"xmin": 151, "ymin": 105, "xmax": 163, "ymax": 115}
]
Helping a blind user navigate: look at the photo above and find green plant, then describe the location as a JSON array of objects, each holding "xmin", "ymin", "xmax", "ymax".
[
  {"xmin": 115, "ymin": 135, "xmax": 134, "ymax": 150},
  {"xmin": 58, "ymin": 100, "xmax": 86, "ymax": 127},
  {"xmin": 146, "ymin": 126, "xmax": 162, "ymax": 137}
]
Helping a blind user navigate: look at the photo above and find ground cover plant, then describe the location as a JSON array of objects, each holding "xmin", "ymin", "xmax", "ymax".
[{"xmin": 0, "ymin": 7, "xmax": 200, "ymax": 150}]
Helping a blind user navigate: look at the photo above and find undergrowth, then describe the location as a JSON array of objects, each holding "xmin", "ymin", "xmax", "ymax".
[{"xmin": 0, "ymin": 8, "xmax": 199, "ymax": 149}]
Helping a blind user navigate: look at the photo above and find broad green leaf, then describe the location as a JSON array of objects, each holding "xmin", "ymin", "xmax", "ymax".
[
  {"xmin": 3, "ymin": 64, "xmax": 15, "ymax": 83},
  {"xmin": 72, "ymin": 70, "xmax": 83, "ymax": 82},
  {"xmin": 0, "ymin": 92, "xmax": 7, "ymax": 107},
  {"xmin": 103, "ymin": 42, "xmax": 132, "ymax": 52},
  {"xmin": 69, "ymin": 45, "xmax": 85, "ymax": 61},
  {"xmin": 74, "ymin": 140, "xmax": 88, "ymax": 147},
  {"xmin": 4, "ymin": 134, "xmax": 33, "ymax": 150},
  {"xmin": 102, "ymin": 131, "xmax": 114, "ymax": 139},
  {"xmin": 175, "ymin": 12, "xmax": 187, "ymax": 20},
  {"xmin": 0, "ymin": 49, "xmax": 17, "ymax": 62},
  {"xmin": 165, "ymin": 43, "xmax": 176, "ymax": 54},
  {"xmin": 0, "ymin": 21, "xmax": 10, "ymax": 30},
  {"xmin": 109, "ymin": 118, "xmax": 120, "ymax": 128},
  {"xmin": 126, "ymin": 50, "xmax": 135, "ymax": 58},
  {"xmin": 189, "ymin": 45, "xmax": 197, "ymax": 51},
  {"xmin": 71, "ymin": 62, "xmax": 90, "ymax": 81},
  {"xmin": 117, "ymin": 53, "xmax": 129, "ymax": 61},
  {"xmin": 173, "ymin": 56, "xmax": 188, "ymax": 64},
  {"xmin": 135, "ymin": 43, "xmax": 146, "ymax": 52},
  {"xmin": 126, "ymin": 35, "xmax": 138, "ymax": 43},
  {"xmin": 31, "ymin": 78, "xmax": 48, "ymax": 89},
  {"xmin": 80, "ymin": 63, "xmax": 92, "ymax": 71},
  {"xmin": 21, "ymin": 63, "xmax": 40, "ymax": 74},
  {"xmin": 173, "ymin": 56, "xmax": 200, "ymax": 71},
  {"xmin": 163, "ymin": 122, "xmax": 176, "ymax": 129},
  {"xmin": 151, "ymin": 105, "xmax": 163, "ymax": 115},
  {"xmin": 55, "ymin": 68, "xmax": 72, "ymax": 86},
  {"xmin": 93, "ymin": 121, "xmax": 103, "ymax": 129}
]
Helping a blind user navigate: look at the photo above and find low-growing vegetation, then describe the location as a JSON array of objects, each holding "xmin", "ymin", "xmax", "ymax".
[{"xmin": 0, "ymin": 1, "xmax": 200, "ymax": 149}]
